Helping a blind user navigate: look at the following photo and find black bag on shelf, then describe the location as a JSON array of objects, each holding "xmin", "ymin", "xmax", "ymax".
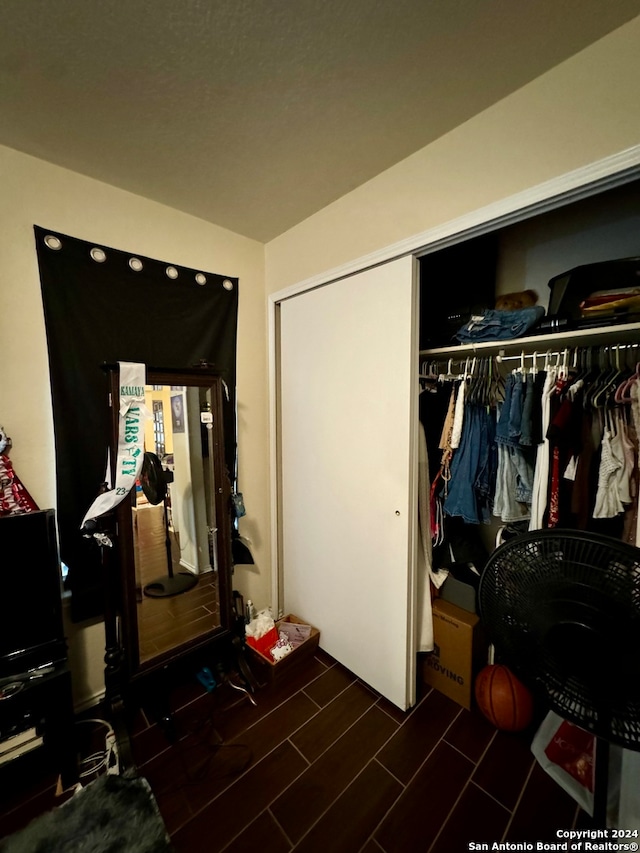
[{"xmin": 544, "ymin": 257, "xmax": 640, "ymax": 331}]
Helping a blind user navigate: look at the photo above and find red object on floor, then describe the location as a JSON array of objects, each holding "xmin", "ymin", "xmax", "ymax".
[{"xmin": 245, "ymin": 626, "xmax": 279, "ymax": 660}]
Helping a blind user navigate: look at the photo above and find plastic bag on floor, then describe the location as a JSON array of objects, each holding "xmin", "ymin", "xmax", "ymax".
[{"xmin": 531, "ymin": 710, "xmax": 622, "ymax": 822}]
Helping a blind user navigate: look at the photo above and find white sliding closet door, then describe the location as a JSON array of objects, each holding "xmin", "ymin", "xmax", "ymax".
[{"xmin": 278, "ymin": 255, "xmax": 418, "ymax": 710}]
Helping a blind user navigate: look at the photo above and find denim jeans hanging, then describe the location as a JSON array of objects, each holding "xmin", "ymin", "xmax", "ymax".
[{"xmin": 444, "ymin": 404, "xmax": 492, "ymax": 524}]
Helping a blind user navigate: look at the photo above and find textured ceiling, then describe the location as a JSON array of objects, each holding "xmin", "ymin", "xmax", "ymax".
[{"xmin": 1, "ymin": 1, "xmax": 639, "ymax": 242}]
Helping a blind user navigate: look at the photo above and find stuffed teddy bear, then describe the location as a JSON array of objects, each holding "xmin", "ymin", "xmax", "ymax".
[{"xmin": 494, "ymin": 289, "xmax": 539, "ymax": 311}]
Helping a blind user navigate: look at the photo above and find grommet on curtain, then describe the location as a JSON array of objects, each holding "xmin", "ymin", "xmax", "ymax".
[
  {"xmin": 129, "ymin": 258, "xmax": 143, "ymax": 272},
  {"xmin": 166, "ymin": 266, "xmax": 179, "ymax": 279},
  {"xmin": 195, "ymin": 273, "xmax": 207, "ymax": 285},
  {"xmin": 90, "ymin": 248, "xmax": 107, "ymax": 263},
  {"xmin": 222, "ymin": 279, "xmax": 234, "ymax": 291},
  {"xmin": 44, "ymin": 235, "xmax": 62, "ymax": 250}
]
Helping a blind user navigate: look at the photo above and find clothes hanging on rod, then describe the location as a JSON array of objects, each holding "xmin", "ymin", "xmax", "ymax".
[
  {"xmin": 422, "ymin": 344, "xmax": 640, "ymax": 545},
  {"xmin": 529, "ymin": 358, "xmax": 559, "ymax": 529},
  {"xmin": 443, "ymin": 397, "xmax": 496, "ymax": 524}
]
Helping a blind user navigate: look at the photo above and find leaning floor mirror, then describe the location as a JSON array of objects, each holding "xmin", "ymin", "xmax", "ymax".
[{"xmin": 106, "ymin": 366, "xmax": 234, "ymax": 680}]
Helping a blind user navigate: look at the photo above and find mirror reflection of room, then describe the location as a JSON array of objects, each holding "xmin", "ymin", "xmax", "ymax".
[{"xmin": 133, "ymin": 383, "xmax": 221, "ymax": 665}]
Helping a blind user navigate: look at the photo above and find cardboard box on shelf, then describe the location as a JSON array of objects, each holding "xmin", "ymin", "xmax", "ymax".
[
  {"xmin": 421, "ymin": 599, "xmax": 488, "ymax": 710},
  {"xmin": 245, "ymin": 614, "xmax": 320, "ymax": 684}
]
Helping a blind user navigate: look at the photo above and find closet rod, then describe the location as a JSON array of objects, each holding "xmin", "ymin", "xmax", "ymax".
[
  {"xmin": 496, "ymin": 342, "xmax": 639, "ymax": 363},
  {"xmin": 420, "ymin": 342, "xmax": 639, "ymax": 374},
  {"xmin": 497, "ymin": 350, "xmax": 560, "ymax": 364}
]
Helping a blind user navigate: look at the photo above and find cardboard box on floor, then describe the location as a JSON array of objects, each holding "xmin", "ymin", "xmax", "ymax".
[{"xmin": 421, "ymin": 598, "xmax": 488, "ymax": 710}]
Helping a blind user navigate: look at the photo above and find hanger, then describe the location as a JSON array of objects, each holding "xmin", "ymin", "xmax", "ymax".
[
  {"xmin": 584, "ymin": 346, "xmax": 610, "ymax": 408},
  {"xmin": 493, "ymin": 356, "xmax": 506, "ymax": 404},
  {"xmin": 568, "ymin": 346, "xmax": 587, "ymax": 385},
  {"xmin": 544, "ymin": 350, "xmax": 553, "ymax": 372},
  {"xmin": 469, "ymin": 357, "xmax": 492, "ymax": 405},
  {"xmin": 615, "ymin": 359, "xmax": 640, "ymax": 403},
  {"xmin": 612, "ymin": 344, "xmax": 640, "ymax": 403},
  {"xmin": 592, "ymin": 345, "xmax": 624, "ymax": 409},
  {"xmin": 418, "ymin": 359, "xmax": 441, "ymax": 393},
  {"xmin": 439, "ymin": 358, "xmax": 459, "ymax": 382}
]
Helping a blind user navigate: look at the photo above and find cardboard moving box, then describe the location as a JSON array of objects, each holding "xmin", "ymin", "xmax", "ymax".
[{"xmin": 421, "ymin": 599, "xmax": 487, "ymax": 710}]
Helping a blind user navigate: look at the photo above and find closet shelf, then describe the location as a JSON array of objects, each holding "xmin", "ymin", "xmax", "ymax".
[{"xmin": 420, "ymin": 320, "xmax": 640, "ymax": 360}]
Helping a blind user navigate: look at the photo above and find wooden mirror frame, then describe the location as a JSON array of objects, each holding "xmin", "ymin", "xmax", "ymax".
[{"xmin": 106, "ymin": 365, "xmax": 235, "ymax": 686}]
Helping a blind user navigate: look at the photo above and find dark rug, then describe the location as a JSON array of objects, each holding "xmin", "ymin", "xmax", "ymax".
[{"xmin": 0, "ymin": 774, "xmax": 172, "ymax": 853}]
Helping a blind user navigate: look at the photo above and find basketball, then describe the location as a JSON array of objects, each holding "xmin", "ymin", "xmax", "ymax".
[{"xmin": 474, "ymin": 664, "xmax": 534, "ymax": 732}]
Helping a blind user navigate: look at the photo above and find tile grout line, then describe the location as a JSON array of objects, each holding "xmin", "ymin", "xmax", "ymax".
[
  {"xmin": 469, "ymin": 777, "xmax": 518, "ymax": 814},
  {"xmin": 498, "ymin": 758, "xmax": 536, "ymax": 841},
  {"xmin": 208, "ymin": 680, "xmax": 360, "ymax": 853},
  {"xmin": 355, "ymin": 758, "xmax": 415, "ymax": 851},
  {"xmin": 134, "ymin": 691, "xmax": 244, "ymax": 773},
  {"xmin": 168, "ymin": 668, "xmax": 363, "ymax": 833},
  {"xmin": 284, "ymin": 755, "xmax": 404, "ymax": 851},
  {"xmin": 173, "ymin": 677, "xmax": 376, "ymax": 842},
  {"xmin": 359, "ymin": 705, "xmax": 467, "ymax": 851},
  {"xmin": 371, "ymin": 756, "xmax": 406, "ymax": 789},
  {"xmin": 373, "ymin": 684, "xmax": 434, "ymax": 725},
  {"xmin": 140, "ymin": 659, "xmax": 360, "ymax": 777},
  {"xmin": 138, "ymin": 680, "xmax": 495, "ymax": 852},
  {"xmin": 216, "ymin": 806, "xmax": 294, "ymax": 853},
  {"xmin": 155, "ymin": 689, "xmax": 307, "ymax": 835},
  {"xmin": 286, "ymin": 735, "xmax": 312, "ymax": 766},
  {"xmin": 265, "ymin": 689, "xmax": 417, "ymax": 851},
  {"xmin": 424, "ymin": 728, "xmax": 498, "ymax": 853},
  {"xmin": 300, "ymin": 688, "xmax": 327, "ymax": 711},
  {"xmin": 266, "ymin": 807, "xmax": 295, "ymax": 851},
  {"xmin": 168, "ymin": 722, "xmax": 313, "ymax": 833}
]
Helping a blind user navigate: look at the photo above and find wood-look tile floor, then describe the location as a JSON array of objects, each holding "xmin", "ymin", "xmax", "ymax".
[{"xmin": 0, "ymin": 648, "xmax": 590, "ymax": 852}]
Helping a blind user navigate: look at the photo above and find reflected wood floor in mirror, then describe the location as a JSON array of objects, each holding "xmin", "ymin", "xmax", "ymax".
[
  {"xmin": 133, "ymin": 501, "xmax": 221, "ymax": 664},
  {"xmin": 137, "ymin": 575, "xmax": 221, "ymax": 663}
]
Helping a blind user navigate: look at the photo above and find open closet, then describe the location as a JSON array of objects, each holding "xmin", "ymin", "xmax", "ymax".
[
  {"xmin": 420, "ymin": 180, "xmax": 640, "ymax": 567},
  {"xmin": 272, "ymin": 162, "xmax": 640, "ymax": 712}
]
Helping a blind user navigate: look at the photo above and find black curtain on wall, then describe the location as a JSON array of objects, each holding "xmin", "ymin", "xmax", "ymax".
[{"xmin": 35, "ymin": 226, "xmax": 239, "ymax": 622}]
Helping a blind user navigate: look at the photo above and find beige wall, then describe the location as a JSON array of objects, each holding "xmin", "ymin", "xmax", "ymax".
[
  {"xmin": 0, "ymin": 144, "xmax": 269, "ymax": 707},
  {"xmin": 265, "ymin": 16, "xmax": 640, "ymax": 292}
]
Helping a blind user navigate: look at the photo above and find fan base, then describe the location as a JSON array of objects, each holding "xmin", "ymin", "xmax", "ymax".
[{"xmin": 144, "ymin": 572, "xmax": 199, "ymax": 598}]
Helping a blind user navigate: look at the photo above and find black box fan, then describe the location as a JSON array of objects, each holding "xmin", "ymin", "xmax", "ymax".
[{"xmin": 478, "ymin": 529, "xmax": 640, "ymax": 826}]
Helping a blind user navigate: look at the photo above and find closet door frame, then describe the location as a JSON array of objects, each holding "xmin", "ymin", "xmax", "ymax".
[{"xmin": 267, "ymin": 145, "xmax": 640, "ymax": 661}]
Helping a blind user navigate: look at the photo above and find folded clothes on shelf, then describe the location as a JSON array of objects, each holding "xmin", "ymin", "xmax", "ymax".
[{"xmin": 455, "ymin": 306, "xmax": 546, "ymax": 343}]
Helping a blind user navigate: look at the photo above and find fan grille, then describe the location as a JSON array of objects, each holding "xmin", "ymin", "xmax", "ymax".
[
  {"xmin": 479, "ymin": 529, "xmax": 640, "ymax": 750},
  {"xmin": 139, "ymin": 452, "xmax": 167, "ymax": 505}
]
